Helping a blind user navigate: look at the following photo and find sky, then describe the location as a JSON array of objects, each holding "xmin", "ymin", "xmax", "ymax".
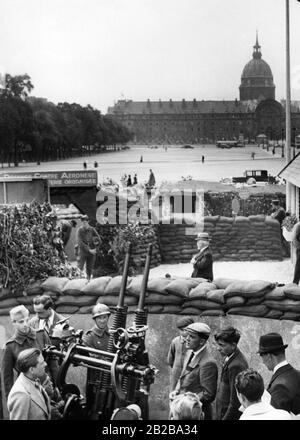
[{"xmin": 1, "ymin": 0, "xmax": 300, "ymax": 114}]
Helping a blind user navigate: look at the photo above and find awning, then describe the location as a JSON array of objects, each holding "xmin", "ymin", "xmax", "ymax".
[{"xmin": 278, "ymin": 152, "xmax": 300, "ymax": 187}]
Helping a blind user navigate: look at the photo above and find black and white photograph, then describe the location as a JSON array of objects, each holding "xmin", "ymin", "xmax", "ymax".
[{"xmin": 1, "ymin": 0, "xmax": 300, "ymax": 425}]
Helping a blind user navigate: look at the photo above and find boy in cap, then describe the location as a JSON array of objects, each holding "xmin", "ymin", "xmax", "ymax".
[
  {"xmin": 167, "ymin": 317, "xmax": 194, "ymax": 392},
  {"xmin": 190, "ymin": 232, "xmax": 213, "ymax": 281},
  {"xmin": 170, "ymin": 322, "xmax": 218, "ymax": 420},
  {"xmin": 258, "ymin": 332, "xmax": 300, "ymax": 415}
]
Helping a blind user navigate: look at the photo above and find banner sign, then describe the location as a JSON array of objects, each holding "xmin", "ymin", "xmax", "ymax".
[{"xmin": 0, "ymin": 170, "xmax": 98, "ymax": 187}]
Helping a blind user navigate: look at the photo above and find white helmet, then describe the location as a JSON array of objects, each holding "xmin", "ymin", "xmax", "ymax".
[{"xmin": 92, "ymin": 303, "xmax": 111, "ymax": 319}]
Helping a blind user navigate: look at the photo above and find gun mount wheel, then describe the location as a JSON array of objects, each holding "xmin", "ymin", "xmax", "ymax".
[{"xmin": 111, "ymin": 327, "xmax": 129, "ymax": 350}]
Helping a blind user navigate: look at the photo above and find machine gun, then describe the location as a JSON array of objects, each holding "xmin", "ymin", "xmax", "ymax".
[{"xmin": 43, "ymin": 243, "xmax": 158, "ymax": 420}]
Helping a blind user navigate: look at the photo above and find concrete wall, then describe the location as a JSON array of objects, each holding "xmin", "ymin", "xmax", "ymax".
[
  {"xmin": 1, "ymin": 313, "xmax": 300, "ymax": 420},
  {"xmin": 159, "ymin": 215, "xmax": 284, "ymax": 263}
]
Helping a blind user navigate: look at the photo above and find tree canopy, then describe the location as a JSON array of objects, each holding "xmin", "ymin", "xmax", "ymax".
[{"xmin": 0, "ymin": 73, "xmax": 132, "ymax": 165}]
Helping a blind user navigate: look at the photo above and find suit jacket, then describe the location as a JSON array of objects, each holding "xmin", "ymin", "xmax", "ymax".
[
  {"xmin": 268, "ymin": 363, "xmax": 300, "ymax": 415},
  {"xmin": 216, "ymin": 348, "xmax": 249, "ymax": 420},
  {"xmin": 177, "ymin": 346, "xmax": 218, "ymax": 420},
  {"xmin": 29, "ymin": 310, "xmax": 65, "ymax": 336},
  {"xmin": 167, "ymin": 335, "xmax": 188, "ymax": 391},
  {"xmin": 7, "ymin": 373, "xmax": 51, "ymax": 420},
  {"xmin": 2, "ymin": 329, "xmax": 51, "ymax": 398},
  {"xmin": 191, "ymin": 247, "xmax": 213, "ymax": 281}
]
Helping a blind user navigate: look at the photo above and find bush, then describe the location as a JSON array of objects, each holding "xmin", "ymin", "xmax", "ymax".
[{"xmin": 0, "ymin": 202, "xmax": 79, "ymax": 294}]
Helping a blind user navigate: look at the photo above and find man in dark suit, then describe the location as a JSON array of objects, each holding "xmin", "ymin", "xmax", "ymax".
[
  {"xmin": 29, "ymin": 294, "xmax": 65, "ymax": 336},
  {"xmin": 169, "ymin": 322, "xmax": 218, "ymax": 420},
  {"xmin": 214, "ymin": 326, "xmax": 248, "ymax": 420},
  {"xmin": 258, "ymin": 332, "xmax": 300, "ymax": 415},
  {"xmin": 190, "ymin": 232, "xmax": 213, "ymax": 281}
]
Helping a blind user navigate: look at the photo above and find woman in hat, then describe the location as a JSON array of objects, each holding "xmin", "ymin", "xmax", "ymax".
[{"xmin": 190, "ymin": 232, "xmax": 213, "ymax": 281}]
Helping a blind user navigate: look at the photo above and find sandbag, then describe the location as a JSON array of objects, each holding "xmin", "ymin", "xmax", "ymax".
[
  {"xmin": 0, "ymin": 298, "xmax": 19, "ymax": 309},
  {"xmin": 97, "ymin": 295, "xmax": 137, "ymax": 307},
  {"xmin": 62, "ymin": 279, "xmax": 89, "ymax": 296},
  {"xmin": 283, "ymin": 284, "xmax": 300, "ymax": 300},
  {"xmin": 163, "ymin": 305, "xmax": 183, "ymax": 314},
  {"xmin": 55, "ymin": 295, "xmax": 96, "ymax": 307},
  {"xmin": 183, "ymin": 299, "xmax": 223, "ymax": 310},
  {"xmin": 145, "ymin": 293, "xmax": 183, "ymax": 305},
  {"xmin": 16, "ymin": 296, "xmax": 35, "ymax": 306},
  {"xmin": 227, "ymin": 305, "xmax": 269, "ymax": 317},
  {"xmin": 264, "ymin": 310, "xmax": 283, "ymax": 320},
  {"xmin": 81, "ymin": 277, "xmax": 112, "ymax": 296},
  {"xmin": 206, "ymin": 289, "xmax": 225, "ymax": 304},
  {"xmin": 224, "ymin": 280, "xmax": 275, "ymax": 299},
  {"xmin": 265, "ymin": 287, "xmax": 286, "ymax": 301},
  {"xmin": 25, "ymin": 281, "xmax": 44, "ymax": 296},
  {"xmin": 164, "ymin": 278, "xmax": 200, "ymax": 298},
  {"xmin": 201, "ymin": 309, "xmax": 225, "ymax": 317},
  {"xmin": 104, "ymin": 276, "xmax": 132, "ymax": 296},
  {"xmin": 78, "ymin": 306, "xmax": 93, "ymax": 314},
  {"xmin": 41, "ymin": 277, "xmax": 69, "ymax": 294},
  {"xmin": 280, "ymin": 312, "xmax": 300, "ymax": 321},
  {"xmin": 225, "ymin": 296, "xmax": 245, "ymax": 308},
  {"xmin": 179, "ymin": 307, "xmax": 201, "ymax": 315},
  {"xmin": 0, "ymin": 307, "xmax": 12, "ymax": 316},
  {"xmin": 246, "ymin": 297, "xmax": 263, "ymax": 306},
  {"xmin": 213, "ymin": 278, "xmax": 238, "ymax": 289},
  {"xmin": 264, "ymin": 299, "xmax": 300, "ymax": 313},
  {"xmin": 147, "ymin": 278, "xmax": 172, "ymax": 294},
  {"xmin": 56, "ymin": 305, "xmax": 79, "ymax": 314},
  {"xmin": 127, "ymin": 276, "xmax": 144, "ymax": 297},
  {"xmin": 147, "ymin": 305, "xmax": 164, "ymax": 313},
  {"xmin": 189, "ymin": 282, "xmax": 218, "ymax": 299}
]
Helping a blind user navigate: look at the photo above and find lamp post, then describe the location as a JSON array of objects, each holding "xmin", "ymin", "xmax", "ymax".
[{"xmin": 285, "ymin": 0, "xmax": 292, "ymax": 211}]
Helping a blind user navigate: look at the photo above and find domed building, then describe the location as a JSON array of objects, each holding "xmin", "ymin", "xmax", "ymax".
[
  {"xmin": 240, "ymin": 34, "xmax": 275, "ymax": 101},
  {"xmin": 107, "ymin": 36, "xmax": 300, "ymax": 144}
]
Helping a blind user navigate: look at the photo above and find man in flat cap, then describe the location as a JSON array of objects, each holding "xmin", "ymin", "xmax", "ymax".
[
  {"xmin": 258, "ymin": 332, "xmax": 300, "ymax": 415},
  {"xmin": 76, "ymin": 215, "xmax": 101, "ymax": 281},
  {"xmin": 190, "ymin": 232, "xmax": 213, "ymax": 281},
  {"xmin": 167, "ymin": 317, "xmax": 194, "ymax": 392},
  {"xmin": 169, "ymin": 322, "xmax": 218, "ymax": 420}
]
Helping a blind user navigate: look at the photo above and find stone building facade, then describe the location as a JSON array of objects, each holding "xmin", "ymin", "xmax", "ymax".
[{"xmin": 107, "ymin": 36, "xmax": 300, "ymax": 144}]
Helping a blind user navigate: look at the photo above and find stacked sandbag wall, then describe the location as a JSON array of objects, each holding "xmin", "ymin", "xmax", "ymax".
[
  {"xmin": 159, "ymin": 215, "xmax": 283, "ymax": 262},
  {"xmin": 1, "ymin": 275, "xmax": 300, "ymax": 322},
  {"xmin": 205, "ymin": 191, "xmax": 285, "ymax": 217}
]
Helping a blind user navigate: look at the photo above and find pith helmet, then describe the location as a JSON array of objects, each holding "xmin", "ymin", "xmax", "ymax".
[{"xmin": 92, "ymin": 303, "xmax": 111, "ymax": 319}]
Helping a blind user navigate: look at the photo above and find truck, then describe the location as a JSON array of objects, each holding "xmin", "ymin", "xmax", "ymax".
[{"xmin": 232, "ymin": 170, "xmax": 276, "ymax": 185}]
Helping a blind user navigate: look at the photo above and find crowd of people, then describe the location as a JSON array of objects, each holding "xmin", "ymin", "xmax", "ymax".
[
  {"xmin": 167, "ymin": 319, "xmax": 300, "ymax": 420},
  {"xmin": 2, "ymin": 295, "xmax": 300, "ymax": 421}
]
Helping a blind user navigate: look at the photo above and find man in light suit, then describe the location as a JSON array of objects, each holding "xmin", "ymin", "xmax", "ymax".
[
  {"xmin": 29, "ymin": 294, "xmax": 65, "ymax": 336},
  {"xmin": 258, "ymin": 332, "xmax": 300, "ymax": 415},
  {"xmin": 7, "ymin": 348, "xmax": 51, "ymax": 420},
  {"xmin": 169, "ymin": 322, "xmax": 218, "ymax": 420}
]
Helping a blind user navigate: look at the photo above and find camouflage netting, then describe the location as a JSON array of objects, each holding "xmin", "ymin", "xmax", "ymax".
[{"xmin": 1, "ymin": 275, "xmax": 300, "ymax": 322}]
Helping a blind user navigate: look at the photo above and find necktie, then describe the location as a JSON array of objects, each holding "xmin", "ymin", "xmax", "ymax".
[
  {"xmin": 44, "ymin": 319, "xmax": 50, "ymax": 334},
  {"xmin": 188, "ymin": 351, "xmax": 194, "ymax": 365}
]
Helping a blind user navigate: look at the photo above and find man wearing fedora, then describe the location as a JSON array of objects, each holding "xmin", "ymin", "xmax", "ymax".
[
  {"xmin": 190, "ymin": 232, "xmax": 213, "ymax": 281},
  {"xmin": 258, "ymin": 332, "xmax": 300, "ymax": 415},
  {"xmin": 167, "ymin": 317, "xmax": 194, "ymax": 392},
  {"xmin": 76, "ymin": 215, "xmax": 101, "ymax": 281},
  {"xmin": 169, "ymin": 322, "xmax": 218, "ymax": 420}
]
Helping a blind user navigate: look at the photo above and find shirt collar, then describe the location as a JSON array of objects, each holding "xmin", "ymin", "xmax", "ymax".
[
  {"xmin": 224, "ymin": 349, "xmax": 237, "ymax": 364},
  {"xmin": 39, "ymin": 309, "xmax": 54, "ymax": 329},
  {"xmin": 92, "ymin": 324, "xmax": 109, "ymax": 338},
  {"xmin": 273, "ymin": 360, "xmax": 288, "ymax": 374},
  {"xmin": 192, "ymin": 344, "xmax": 206, "ymax": 357}
]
